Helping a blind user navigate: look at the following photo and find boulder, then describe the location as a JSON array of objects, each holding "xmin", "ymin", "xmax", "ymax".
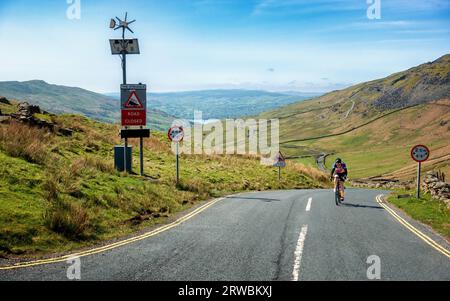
[
  {"xmin": 58, "ymin": 128, "xmax": 74, "ymax": 137},
  {"xmin": 0, "ymin": 96, "xmax": 10, "ymax": 105}
]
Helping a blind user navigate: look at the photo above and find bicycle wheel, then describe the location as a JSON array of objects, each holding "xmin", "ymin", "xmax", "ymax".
[{"xmin": 335, "ymin": 187, "xmax": 340, "ymax": 206}]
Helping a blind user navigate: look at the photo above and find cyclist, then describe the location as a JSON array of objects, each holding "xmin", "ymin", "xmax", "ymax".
[{"xmin": 330, "ymin": 158, "xmax": 348, "ymax": 202}]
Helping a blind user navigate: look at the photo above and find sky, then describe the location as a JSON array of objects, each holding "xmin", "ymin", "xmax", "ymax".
[{"xmin": 0, "ymin": 0, "xmax": 449, "ymax": 93}]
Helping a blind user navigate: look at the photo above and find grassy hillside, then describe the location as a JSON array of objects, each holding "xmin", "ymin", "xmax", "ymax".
[
  {"xmin": 258, "ymin": 54, "xmax": 450, "ymax": 179},
  {"xmin": 0, "ymin": 101, "xmax": 327, "ymax": 258},
  {"xmin": 106, "ymin": 89, "xmax": 321, "ymax": 120},
  {"xmin": 0, "ymin": 80, "xmax": 174, "ymax": 131}
]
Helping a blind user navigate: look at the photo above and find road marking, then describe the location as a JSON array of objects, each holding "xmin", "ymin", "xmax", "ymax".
[
  {"xmin": 306, "ymin": 198, "xmax": 312, "ymax": 212},
  {"xmin": 292, "ymin": 225, "xmax": 308, "ymax": 281},
  {"xmin": 0, "ymin": 197, "xmax": 225, "ymax": 270},
  {"xmin": 376, "ymin": 195, "xmax": 450, "ymax": 259}
]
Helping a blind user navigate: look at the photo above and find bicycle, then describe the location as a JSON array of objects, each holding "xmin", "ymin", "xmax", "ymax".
[{"xmin": 333, "ymin": 175, "xmax": 345, "ymax": 206}]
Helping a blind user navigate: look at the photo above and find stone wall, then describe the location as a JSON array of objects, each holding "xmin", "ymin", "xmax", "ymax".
[{"xmin": 422, "ymin": 171, "xmax": 450, "ymax": 208}]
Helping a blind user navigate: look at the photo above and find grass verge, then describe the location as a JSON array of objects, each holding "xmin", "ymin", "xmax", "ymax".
[{"xmin": 387, "ymin": 190, "xmax": 450, "ymax": 240}]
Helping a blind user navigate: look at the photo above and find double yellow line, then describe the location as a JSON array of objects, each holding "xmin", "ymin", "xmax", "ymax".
[
  {"xmin": 0, "ymin": 197, "xmax": 224, "ymax": 271},
  {"xmin": 376, "ymin": 195, "xmax": 450, "ymax": 259}
]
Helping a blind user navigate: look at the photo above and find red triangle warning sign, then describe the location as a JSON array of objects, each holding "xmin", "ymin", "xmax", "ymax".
[
  {"xmin": 124, "ymin": 91, "xmax": 144, "ymax": 108},
  {"xmin": 275, "ymin": 152, "xmax": 285, "ymax": 162}
]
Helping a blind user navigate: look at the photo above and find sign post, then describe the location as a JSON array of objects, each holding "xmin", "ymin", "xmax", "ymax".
[
  {"xmin": 168, "ymin": 126, "xmax": 185, "ymax": 184},
  {"xmin": 110, "ymin": 13, "xmax": 149, "ymax": 176},
  {"xmin": 411, "ymin": 145, "xmax": 430, "ymax": 199},
  {"xmin": 274, "ymin": 152, "xmax": 287, "ymax": 182}
]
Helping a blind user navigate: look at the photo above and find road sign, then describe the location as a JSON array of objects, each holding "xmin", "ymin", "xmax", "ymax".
[
  {"xmin": 124, "ymin": 91, "xmax": 144, "ymax": 108},
  {"xmin": 411, "ymin": 145, "xmax": 430, "ymax": 163},
  {"xmin": 410, "ymin": 145, "xmax": 430, "ymax": 199},
  {"xmin": 168, "ymin": 126, "xmax": 184, "ymax": 184},
  {"xmin": 274, "ymin": 161, "xmax": 287, "ymax": 168},
  {"xmin": 121, "ymin": 129, "xmax": 150, "ymax": 139},
  {"xmin": 274, "ymin": 152, "xmax": 286, "ymax": 182},
  {"xmin": 274, "ymin": 152, "xmax": 286, "ymax": 168},
  {"xmin": 121, "ymin": 110, "xmax": 147, "ymax": 126},
  {"xmin": 168, "ymin": 126, "xmax": 184, "ymax": 143},
  {"xmin": 121, "ymin": 84, "xmax": 146, "ymax": 126},
  {"xmin": 109, "ymin": 39, "xmax": 140, "ymax": 55}
]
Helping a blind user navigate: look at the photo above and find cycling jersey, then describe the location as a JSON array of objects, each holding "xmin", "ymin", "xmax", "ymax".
[{"xmin": 331, "ymin": 162, "xmax": 348, "ymax": 180}]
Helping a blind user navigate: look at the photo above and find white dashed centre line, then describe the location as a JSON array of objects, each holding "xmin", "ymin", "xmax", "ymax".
[
  {"xmin": 292, "ymin": 225, "xmax": 308, "ymax": 281},
  {"xmin": 306, "ymin": 197, "xmax": 312, "ymax": 212}
]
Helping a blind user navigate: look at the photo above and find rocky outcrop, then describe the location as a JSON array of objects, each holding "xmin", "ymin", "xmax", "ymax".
[
  {"xmin": 8, "ymin": 102, "xmax": 73, "ymax": 136},
  {"xmin": 370, "ymin": 54, "xmax": 450, "ymax": 110},
  {"xmin": 10, "ymin": 102, "xmax": 54, "ymax": 130},
  {"xmin": 0, "ymin": 96, "xmax": 10, "ymax": 105},
  {"xmin": 423, "ymin": 171, "xmax": 450, "ymax": 208}
]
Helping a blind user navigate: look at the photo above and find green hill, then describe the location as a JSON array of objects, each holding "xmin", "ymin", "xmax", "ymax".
[
  {"xmin": 0, "ymin": 80, "xmax": 174, "ymax": 131},
  {"xmin": 258, "ymin": 54, "xmax": 450, "ymax": 179},
  {"xmin": 0, "ymin": 100, "xmax": 327, "ymax": 258}
]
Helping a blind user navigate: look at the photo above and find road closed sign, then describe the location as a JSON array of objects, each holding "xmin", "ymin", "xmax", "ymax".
[
  {"xmin": 121, "ymin": 84, "xmax": 147, "ymax": 126},
  {"xmin": 411, "ymin": 145, "xmax": 430, "ymax": 163}
]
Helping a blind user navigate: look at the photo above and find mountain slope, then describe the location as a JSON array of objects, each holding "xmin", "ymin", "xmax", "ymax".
[
  {"xmin": 0, "ymin": 80, "xmax": 174, "ymax": 131},
  {"xmin": 259, "ymin": 54, "xmax": 450, "ymax": 179}
]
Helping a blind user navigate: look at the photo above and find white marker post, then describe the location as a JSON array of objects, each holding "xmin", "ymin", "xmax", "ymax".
[
  {"xmin": 410, "ymin": 145, "xmax": 430, "ymax": 199},
  {"xmin": 168, "ymin": 126, "xmax": 185, "ymax": 184}
]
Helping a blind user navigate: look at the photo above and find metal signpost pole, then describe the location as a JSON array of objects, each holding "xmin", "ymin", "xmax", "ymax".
[
  {"xmin": 278, "ymin": 166, "xmax": 281, "ymax": 182},
  {"xmin": 411, "ymin": 145, "xmax": 430, "ymax": 200},
  {"xmin": 168, "ymin": 126, "xmax": 184, "ymax": 185},
  {"xmin": 110, "ymin": 13, "xmax": 142, "ymax": 175},
  {"xmin": 140, "ymin": 127, "xmax": 144, "ymax": 176},
  {"xmin": 417, "ymin": 162, "xmax": 421, "ymax": 199},
  {"xmin": 122, "ymin": 28, "xmax": 128, "ymax": 174},
  {"xmin": 176, "ymin": 142, "xmax": 180, "ymax": 184}
]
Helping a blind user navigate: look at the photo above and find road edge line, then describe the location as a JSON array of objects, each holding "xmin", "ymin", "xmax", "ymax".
[{"xmin": 376, "ymin": 194, "xmax": 450, "ymax": 259}]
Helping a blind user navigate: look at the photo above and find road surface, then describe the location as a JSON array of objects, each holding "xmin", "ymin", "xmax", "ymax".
[{"xmin": 1, "ymin": 189, "xmax": 449, "ymax": 281}]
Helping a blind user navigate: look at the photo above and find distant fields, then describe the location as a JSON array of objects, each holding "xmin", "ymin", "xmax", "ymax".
[
  {"xmin": 278, "ymin": 102, "xmax": 450, "ymax": 179},
  {"xmin": 106, "ymin": 90, "xmax": 321, "ymax": 120}
]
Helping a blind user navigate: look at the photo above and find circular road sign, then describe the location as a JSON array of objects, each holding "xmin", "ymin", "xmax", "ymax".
[
  {"xmin": 411, "ymin": 145, "xmax": 430, "ymax": 163},
  {"xmin": 168, "ymin": 126, "xmax": 184, "ymax": 143}
]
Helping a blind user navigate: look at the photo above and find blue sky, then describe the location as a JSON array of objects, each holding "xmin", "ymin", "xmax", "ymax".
[{"xmin": 0, "ymin": 0, "xmax": 449, "ymax": 93}]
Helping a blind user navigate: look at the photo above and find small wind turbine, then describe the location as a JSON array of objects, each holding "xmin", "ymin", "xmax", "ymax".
[{"xmin": 110, "ymin": 12, "xmax": 136, "ymax": 38}]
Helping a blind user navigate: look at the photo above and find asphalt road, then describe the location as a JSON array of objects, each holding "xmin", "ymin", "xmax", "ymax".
[{"xmin": 1, "ymin": 189, "xmax": 449, "ymax": 281}]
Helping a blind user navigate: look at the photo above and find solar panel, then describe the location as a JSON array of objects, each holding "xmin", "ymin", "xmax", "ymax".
[{"xmin": 109, "ymin": 39, "xmax": 140, "ymax": 55}]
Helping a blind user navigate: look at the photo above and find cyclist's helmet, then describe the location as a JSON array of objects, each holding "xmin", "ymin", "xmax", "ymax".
[{"xmin": 335, "ymin": 158, "xmax": 342, "ymax": 164}]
